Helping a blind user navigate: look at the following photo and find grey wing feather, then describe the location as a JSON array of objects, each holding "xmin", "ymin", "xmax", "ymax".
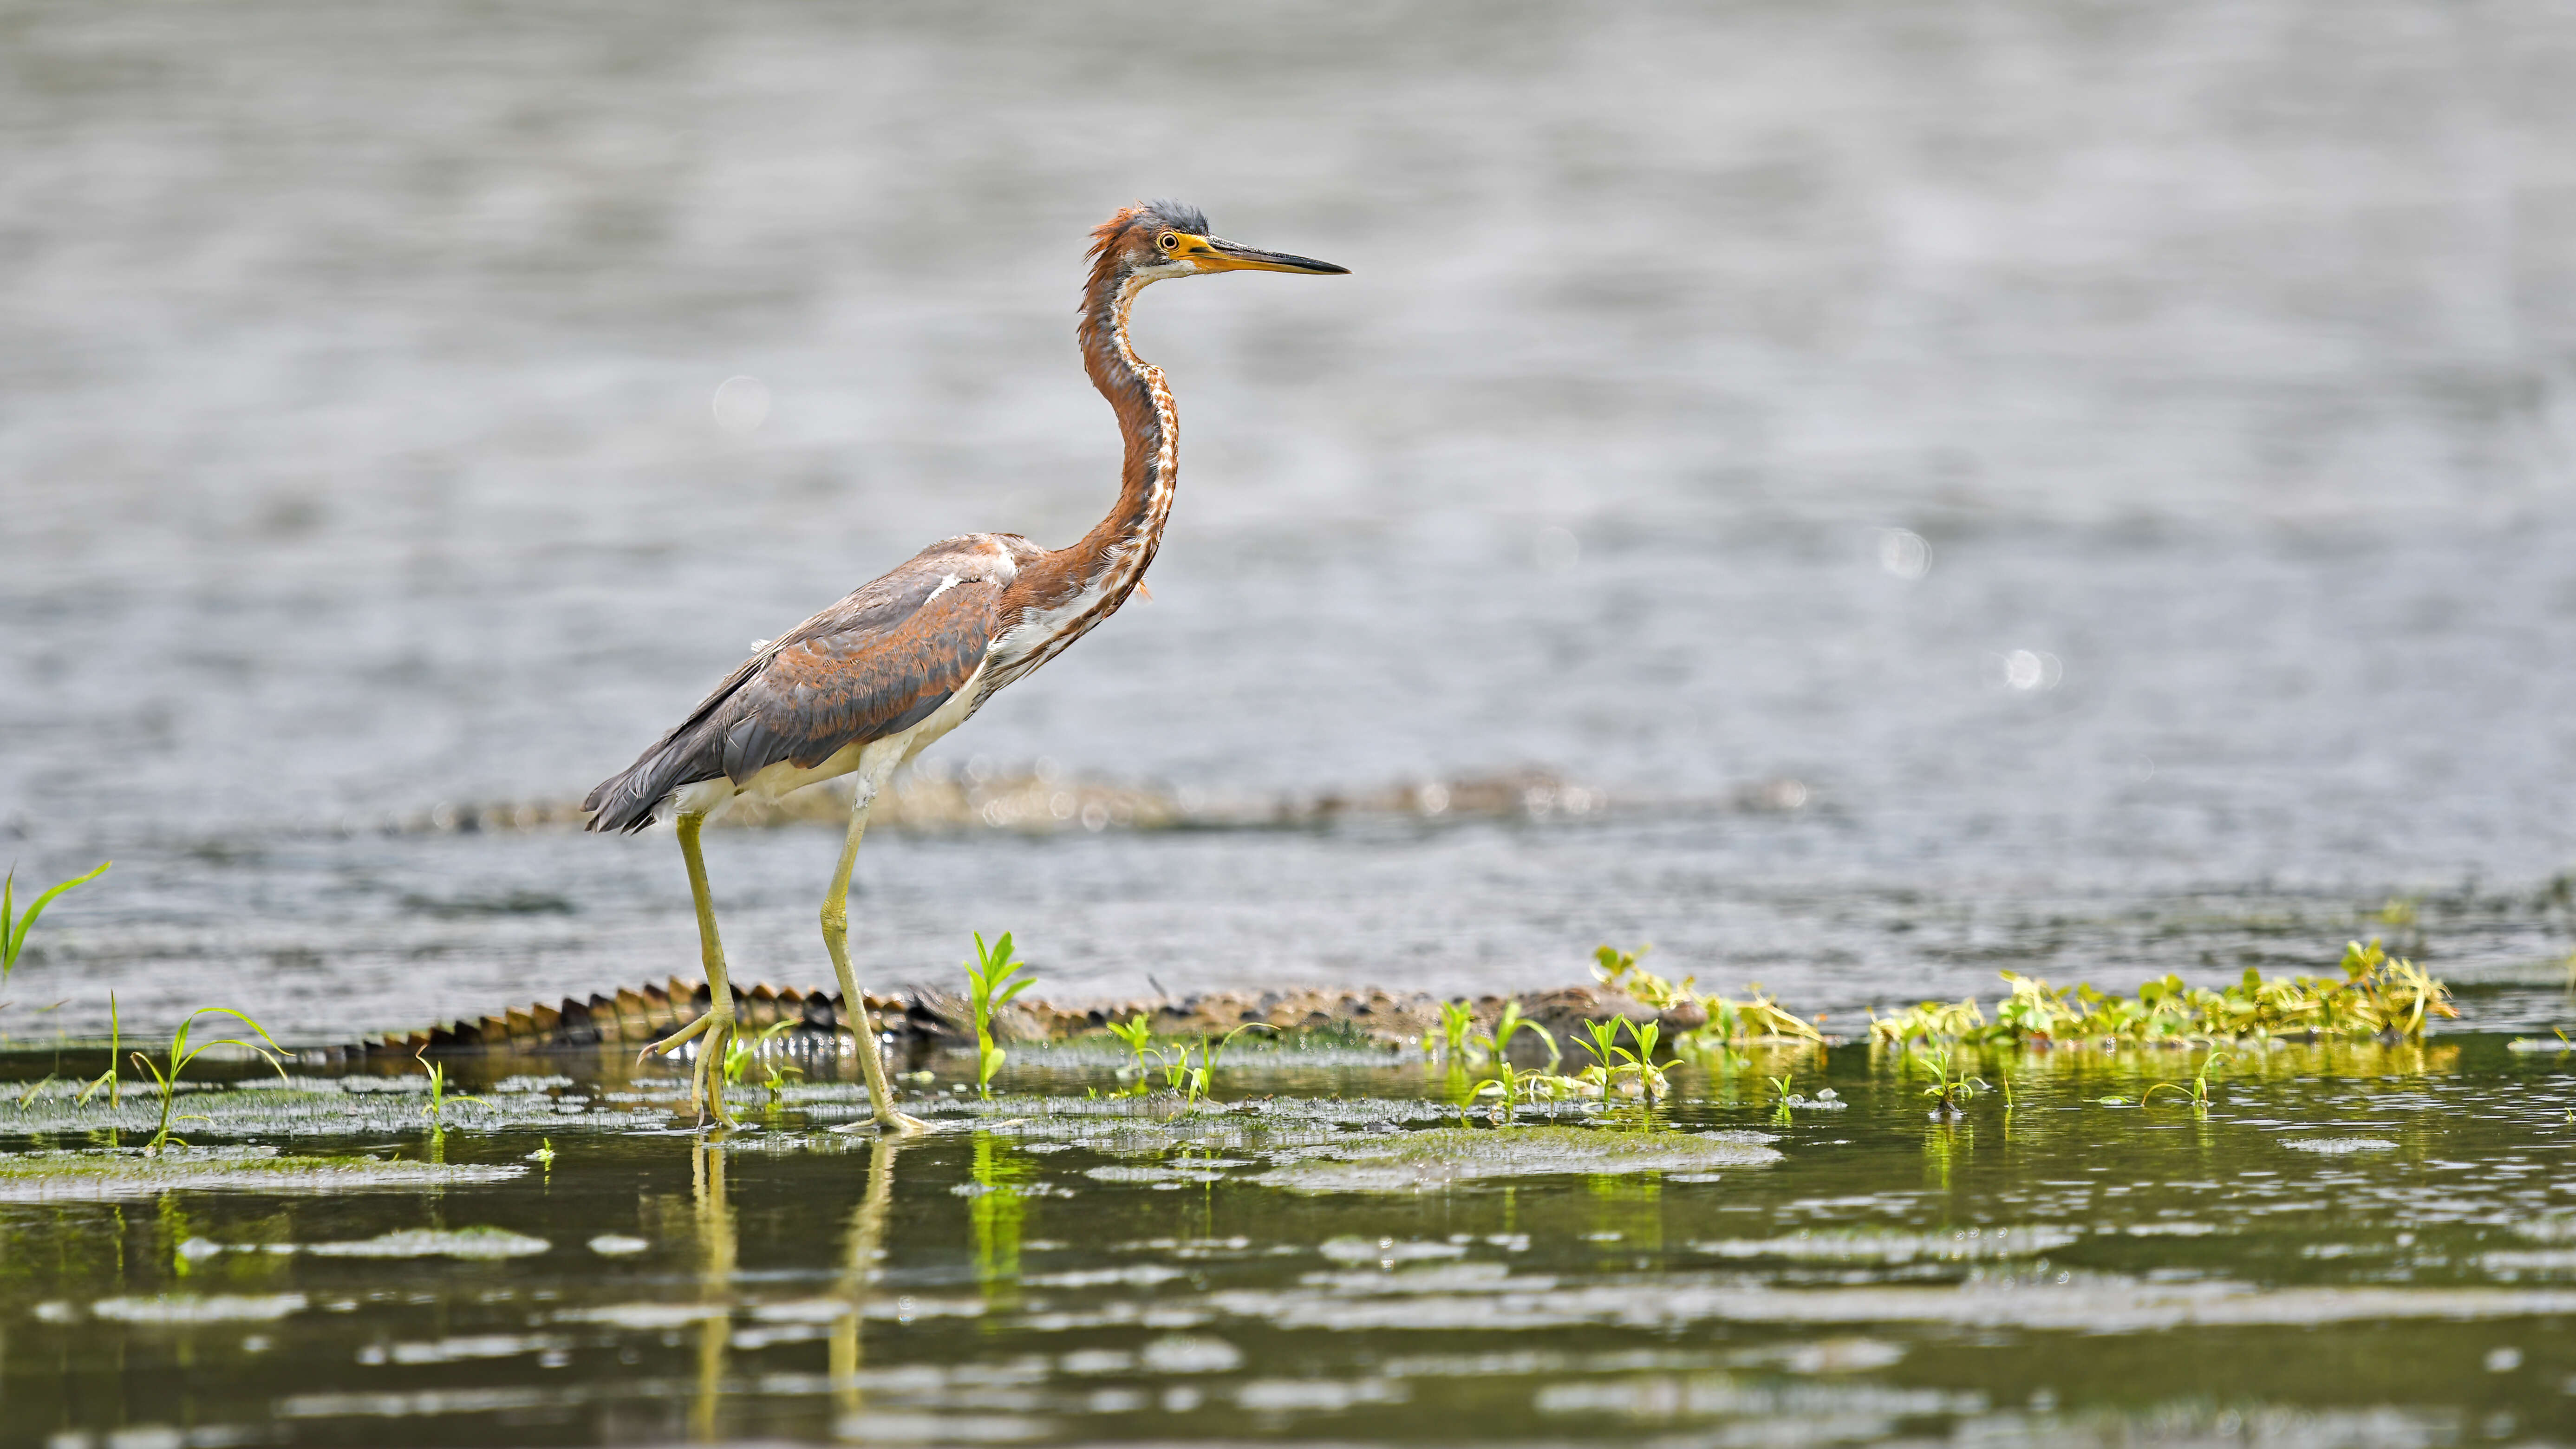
[{"xmin": 584, "ymin": 547, "xmax": 1005, "ymax": 833}]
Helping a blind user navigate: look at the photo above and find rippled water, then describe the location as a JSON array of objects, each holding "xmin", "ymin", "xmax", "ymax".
[
  {"xmin": 6, "ymin": 0, "xmax": 2576, "ymax": 1038},
  {"xmin": 6, "ymin": 1038, "xmax": 2575, "ymax": 1444}
]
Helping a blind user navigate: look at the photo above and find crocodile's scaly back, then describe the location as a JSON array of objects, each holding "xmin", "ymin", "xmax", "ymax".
[{"xmin": 309, "ymin": 979, "xmax": 885, "ymax": 1064}]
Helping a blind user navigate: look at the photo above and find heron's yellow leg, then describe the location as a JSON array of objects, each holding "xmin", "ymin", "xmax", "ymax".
[
  {"xmin": 823, "ymin": 783, "xmax": 928, "ymax": 1135},
  {"xmin": 669, "ymin": 812, "xmax": 740, "ymax": 1128}
]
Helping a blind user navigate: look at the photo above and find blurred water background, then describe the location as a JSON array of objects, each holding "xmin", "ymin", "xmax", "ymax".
[{"xmin": 6, "ymin": 0, "xmax": 2576, "ymax": 1040}]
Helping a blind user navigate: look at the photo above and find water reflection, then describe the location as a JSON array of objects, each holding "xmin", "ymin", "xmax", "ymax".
[
  {"xmin": 831, "ymin": 1135, "xmax": 903, "ymax": 1426},
  {"xmin": 2, "ymin": 1037, "xmax": 2574, "ymax": 1441},
  {"xmin": 690, "ymin": 1140, "xmax": 733, "ymax": 1442},
  {"xmin": 968, "ymin": 1132, "xmax": 1031, "ymax": 1315}
]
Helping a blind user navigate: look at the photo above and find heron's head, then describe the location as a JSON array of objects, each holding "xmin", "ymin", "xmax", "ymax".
[{"xmin": 1089, "ymin": 199, "xmax": 1348, "ymax": 285}]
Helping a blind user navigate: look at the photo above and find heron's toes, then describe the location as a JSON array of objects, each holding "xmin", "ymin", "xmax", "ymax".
[
  {"xmin": 878, "ymin": 1110, "xmax": 932, "ymax": 1137},
  {"xmin": 699, "ymin": 1017, "xmax": 740, "ymax": 1125}
]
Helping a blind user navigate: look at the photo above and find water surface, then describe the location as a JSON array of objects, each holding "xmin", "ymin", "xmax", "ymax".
[{"xmin": 6, "ymin": 1036, "xmax": 2574, "ymax": 1444}]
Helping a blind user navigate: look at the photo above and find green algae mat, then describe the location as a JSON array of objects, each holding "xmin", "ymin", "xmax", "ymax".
[{"xmin": 2, "ymin": 1035, "xmax": 2573, "ymax": 1445}]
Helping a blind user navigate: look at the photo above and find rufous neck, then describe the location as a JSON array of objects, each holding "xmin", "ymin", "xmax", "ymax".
[{"xmin": 1072, "ymin": 264, "xmax": 1176, "ymax": 568}]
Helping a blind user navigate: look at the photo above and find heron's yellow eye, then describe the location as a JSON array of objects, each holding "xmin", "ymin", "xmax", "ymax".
[{"xmin": 1157, "ymin": 232, "xmax": 1180, "ymax": 253}]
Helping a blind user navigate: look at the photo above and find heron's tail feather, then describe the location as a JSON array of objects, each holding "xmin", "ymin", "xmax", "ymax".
[{"xmin": 583, "ymin": 728, "xmax": 724, "ymax": 835}]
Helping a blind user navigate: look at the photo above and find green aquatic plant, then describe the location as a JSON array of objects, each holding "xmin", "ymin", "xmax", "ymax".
[
  {"xmin": 1872, "ymin": 996, "xmax": 1988, "ymax": 1048},
  {"xmin": 1611, "ymin": 1019, "xmax": 1666, "ymax": 1107},
  {"xmin": 1, "ymin": 859, "xmax": 110, "ymax": 985},
  {"xmin": 1574, "ymin": 1017, "xmax": 1668, "ymax": 1114},
  {"xmin": 2143, "ymin": 1048, "xmax": 2231, "ymax": 1110},
  {"xmin": 132, "ymin": 1008, "xmax": 287, "ymax": 1153},
  {"xmin": 1872, "ymin": 943, "xmax": 2456, "ymax": 1050},
  {"xmin": 1767, "ymin": 1074, "xmax": 1797, "ymax": 1123},
  {"xmin": 1473, "ymin": 1064, "xmax": 1588, "ymax": 1126},
  {"xmin": 719, "ymin": 1018, "xmax": 804, "ymax": 1098},
  {"xmin": 1435, "ymin": 999, "xmax": 1479, "ymax": 1065},
  {"xmin": 962, "ymin": 931, "xmax": 1034, "ymax": 1098},
  {"xmin": 1469, "ymin": 1001, "xmax": 1570, "ymax": 1129},
  {"xmin": 416, "ymin": 1051, "xmax": 486, "ymax": 1126},
  {"xmin": 1183, "ymin": 1022, "xmax": 1276, "ymax": 1108},
  {"xmin": 1577, "ymin": 1017, "xmax": 1625, "ymax": 1085},
  {"xmin": 1592, "ymin": 944, "xmax": 1822, "ymax": 1047},
  {"xmin": 1473, "ymin": 1060, "xmax": 1528, "ymax": 1127},
  {"xmin": 1487, "ymin": 999, "xmax": 1559, "ymax": 1068},
  {"xmin": 1102, "ymin": 1013, "xmax": 1180, "ymax": 1097},
  {"xmin": 78, "ymin": 992, "xmax": 122, "ymax": 1109},
  {"xmin": 1913, "ymin": 1045, "xmax": 1987, "ymax": 1115},
  {"xmin": 1105, "ymin": 1012, "xmax": 1155, "ymax": 1071}
]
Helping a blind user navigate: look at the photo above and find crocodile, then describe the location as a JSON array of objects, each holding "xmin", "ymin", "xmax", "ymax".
[{"xmin": 304, "ymin": 979, "xmax": 1726, "ymax": 1067}]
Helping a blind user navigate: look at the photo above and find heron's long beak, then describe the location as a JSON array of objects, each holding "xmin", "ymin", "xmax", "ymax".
[{"xmin": 1180, "ymin": 235, "xmax": 1348, "ymax": 275}]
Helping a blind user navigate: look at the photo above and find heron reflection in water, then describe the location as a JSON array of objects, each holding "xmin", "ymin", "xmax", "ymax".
[{"xmin": 584, "ymin": 202, "xmax": 1348, "ymax": 1127}]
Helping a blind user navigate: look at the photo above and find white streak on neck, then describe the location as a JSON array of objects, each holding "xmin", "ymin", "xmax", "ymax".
[{"xmin": 987, "ymin": 274, "xmax": 1179, "ymax": 682}]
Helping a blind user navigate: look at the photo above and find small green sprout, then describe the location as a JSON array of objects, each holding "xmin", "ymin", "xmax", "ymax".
[
  {"xmin": 1609, "ymin": 1019, "xmax": 1668, "ymax": 1109},
  {"xmin": 1105, "ymin": 1014, "xmax": 1183, "ymax": 1096},
  {"xmin": 1435, "ymin": 999, "xmax": 1479, "ymax": 1065},
  {"xmin": 721, "ymin": 1018, "xmax": 804, "ymax": 1097},
  {"xmin": 133, "ymin": 1008, "xmax": 287, "ymax": 1153},
  {"xmin": 1473, "ymin": 1065, "xmax": 1588, "ymax": 1126},
  {"xmin": 1472, "ymin": 1061, "xmax": 1526, "ymax": 1127},
  {"xmin": 962, "ymin": 931, "xmax": 1034, "ymax": 1098},
  {"xmin": 2142, "ymin": 1049, "xmax": 2230, "ymax": 1110},
  {"xmin": 1105, "ymin": 1012, "xmax": 1155, "ymax": 1074},
  {"xmin": 1578, "ymin": 1018, "xmax": 1625, "ymax": 1079},
  {"xmin": 78, "ymin": 993, "xmax": 121, "ymax": 1109},
  {"xmin": 1573, "ymin": 1017, "xmax": 1667, "ymax": 1118},
  {"xmin": 1183, "ymin": 1022, "xmax": 1275, "ymax": 1108},
  {"xmin": 16, "ymin": 1074, "xmax": 55, "ymax": 1109},
  {"xmin": 758, "ymin": 1026, "xmax": 804, "ymax": 1095},
  {"xmin": 1913, "ymin": 1045, "xmax": 1987, "ymax": 1115},
  {"xmin": 1487, "ymin": 1000, "xmax": 1559, "ymax": 1069},
  {"xmin": 1, "ymin": 860, "xmax": 110, "ymax": 985},
  {"xmin": 417, "ymin": 1051, "xmax": 487, "ymax": 1126}
]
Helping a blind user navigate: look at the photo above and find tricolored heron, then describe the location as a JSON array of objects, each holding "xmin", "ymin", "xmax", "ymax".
[{"xmin": 583, "ymin": 201, "xmax": 1346, "ymax": 1129}]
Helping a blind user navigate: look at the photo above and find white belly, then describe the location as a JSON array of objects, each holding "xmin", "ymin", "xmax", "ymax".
[{"xmin": 668, "ymin": 660, "xmax": 987, "ymax": 822}]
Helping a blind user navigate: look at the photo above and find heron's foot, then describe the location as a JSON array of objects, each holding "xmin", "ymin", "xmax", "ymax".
[
  {"xmin": 688, "ymin": 1012, "xmax": 741, "ymax": 1129},
  {"xmin": 642, "ymin": 1012, "xmax": 715, "ymax": 1066},
  {"xmin": 876, "ymin": 1109, "xmax": 932, "ymax": 1136}
]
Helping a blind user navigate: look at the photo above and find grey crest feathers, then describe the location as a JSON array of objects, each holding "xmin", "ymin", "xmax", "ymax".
[
  {"xmin": 1140, "ymin": 198, "xmax": 1211, "ymax": 235},
  {"xmin": 1088, "ymin": 200, "xmax": 1214, "ymax": 276}
]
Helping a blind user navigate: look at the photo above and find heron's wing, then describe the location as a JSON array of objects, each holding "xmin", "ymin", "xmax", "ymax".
[
  {"xmin": 715, "ymin": 569, "xmax": 1002, "ymax": 780},
  {"xmin": 583, "ymin": 555, "xmax": 1005, "ymax": 831}
]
